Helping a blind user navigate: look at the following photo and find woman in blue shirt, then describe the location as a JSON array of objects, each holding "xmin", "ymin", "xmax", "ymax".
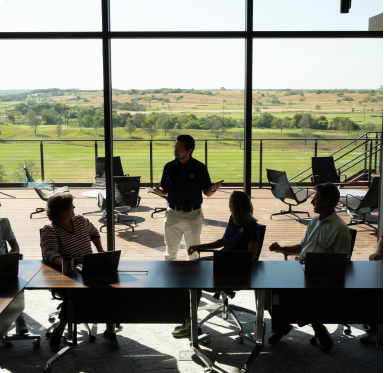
[
  {"xmin": 188, "ymin": 190, "xmax": 259, "ymax": 260},
  {"xmin": 172, "ymin": 191, "xmax": 260, "ymax": 338}
]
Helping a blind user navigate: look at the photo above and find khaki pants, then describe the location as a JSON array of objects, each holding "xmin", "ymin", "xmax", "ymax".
[{"xmin": 164, "ymin": 207, "xmax": 204, "ymax": 261}]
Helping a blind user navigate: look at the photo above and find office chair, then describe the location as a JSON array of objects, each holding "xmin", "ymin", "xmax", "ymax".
[
  {"xmin": 197, "ymin": 224, "xmax": 266, "ymax": 344},
  {"xmin": 151, "ymin": 193, "xmax": 168, "ymax": 218},
  {"xmin": 99, "ymin": 176, "xmax": 141, "ymax": 232},
  {"xmin": 24, "ymin": 165, "xmax": 69, "ymax": 219},
  {"xmin": 266, "ymin": 169, "xmax": 315, "ymax": 222},
  {"xmin": 38, "ymin": 229, "xmax": 96, "ymax": 345},
  {"xmin": 339, "ymin": 177, "xmax": 380, "ymax": 235},
  {"xmin": 83, "ymin": 156, "xmax": 128, "ymax": 217},
  {"xmin": 45, "ymin": 290, "xmax": 96, "ymax": 343},
  {"xmin": 0, "ymin": 242, "xmax": 41, "ymax": 348},
  {"xmin": 283, "ymin": 228, "xmax": 357, "ymax": 337},
  {"xmin": 311, "ymin": 157, "xmax": 346, "ymax": 186}
]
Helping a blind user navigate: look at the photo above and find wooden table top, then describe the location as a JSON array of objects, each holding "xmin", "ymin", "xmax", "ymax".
[
  {"xmin": 0, "ymin": 260, "xmax": 43, "ymax": 314},
  {"xmin": 25, "ymin": 260, "xmax": 383, "ymax": 291}
]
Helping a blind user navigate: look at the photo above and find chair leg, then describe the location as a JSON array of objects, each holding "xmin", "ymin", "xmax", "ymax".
[
  {"xmin": 30, "ymin": 208, "xmax": 45, "ymax": 219},
  {"xmin": 151, "ymin": 207, "xmax": 167, "ymax": 218}
]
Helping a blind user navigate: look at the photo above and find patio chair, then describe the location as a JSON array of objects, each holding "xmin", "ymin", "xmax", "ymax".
[
  {"xmin": 266, "ymin": 169, "xmax": 315, "ymax": 222},
  {"xmin": 311, "ymin": 157, "xmax": 346, "ymax": 187},
  {"xmin": 99, "ymin": 176, "xmax": 141, "ymax": 232},
  {"xmin": 197, "ymin": 224, "xmax": 266, "ymax": 344},
  {"xmin": 24, "ymin": 165, "xmax": 69, "ymax": 219},
  {"xmin": 339, "ymin": 177, "xmax": 380, "ymax": 235}
]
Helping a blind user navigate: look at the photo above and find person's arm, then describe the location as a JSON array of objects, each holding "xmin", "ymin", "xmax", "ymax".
[
  {"xmin": 203, "ymin": 180, "xmax": 224, "ymax": 197},
  {"xmin": 248, "ymin": 242, "xmax": 259, "ymax": 261},
  {"xmin": 92, "ymin": 237, "xmax": 104, "ymax": 253},
  {"xmin": 269, "ymin": 242, "xmax": 303, "ymax": 255},
  {"xmin": 8, "ymin": 238, "xmax": 19, "ymax": 253},
  {"xmin": 188, "ymin": 234, "xmax": 225, "ymax": 256},
  {"xmin": 40, "ymin": 226, "xmax": 62, "ymax": 266},
  {"xmin": 369, "ymin": 236, "xmax": 383, "ymax": 261}
]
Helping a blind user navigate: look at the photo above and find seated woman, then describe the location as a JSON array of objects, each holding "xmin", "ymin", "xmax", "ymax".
[
  {"xmin": 171, "ymin": 191, "xmax": 259, "ymax": 338},
  {"xmin": 40, "ymin": 193, "xmax": 119, "ymax": 349},
  {"xmin": 188, "ymin": 190, "xmax": 259, "ymax": 260}
]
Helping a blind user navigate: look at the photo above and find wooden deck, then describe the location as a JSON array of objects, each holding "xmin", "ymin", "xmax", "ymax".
[{"xmin": 0, "ymin": 187, "xmax": 378, "ymax": 261}]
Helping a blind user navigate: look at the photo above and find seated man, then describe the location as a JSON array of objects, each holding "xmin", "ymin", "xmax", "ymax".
[
  {"xmin": 169, "ymin": 191, "xmax": 260, "ymax": 338},
  {"xmin": 0, "ymin": 201, "xmax": 29, "ymax": 347},
  {"xmin": 269, "ymin": 182, "xmax": 352, "ymax": 351}
]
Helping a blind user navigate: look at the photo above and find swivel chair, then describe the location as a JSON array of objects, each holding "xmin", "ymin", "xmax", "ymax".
[
  {"xmin": 0, "ymin": 243, "xmax": 41, "ymax": 348},
  {"xmin": 311, "ymin": 157, "xmax": 346, "ymax": 186},
  {"xmin": 197, "ymin": 224, "xmax": 266, "ymax": 344},
  {"xmin": 283, "ymin": 228, "xmax": 357, "ymax": 337},
  {"xmin": 24, "ymin": 165, "xmax": 69, "ymax": 219},
  {"xmin": 266, "ymin": 169, "xmax": 314, "ymax": 222},
  {"xmin": 339, "ymin": 177, "xmax": 380, "ymax": 235}
]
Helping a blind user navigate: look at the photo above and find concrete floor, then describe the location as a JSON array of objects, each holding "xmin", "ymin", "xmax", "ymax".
[{"xmin": 0, "ymin": 289, "xmax": 382, "ymax": 373}]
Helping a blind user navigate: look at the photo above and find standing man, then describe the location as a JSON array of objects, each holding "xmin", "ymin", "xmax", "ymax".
[
  {"xmin": 0, "ymin": 201, "xmax": 29, "ymax": 347},
  {"xmin": 154, "ymin": 135, "xmax": 223, "ymax": 261}
]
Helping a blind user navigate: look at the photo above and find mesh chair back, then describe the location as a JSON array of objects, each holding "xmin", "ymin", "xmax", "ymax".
[
  {"xmin": 311, "ymin": 157, "xmax": 340, "ymax": 186},
  {"xmin": 255, "ymin": 224, "xmax": 266, "ymax": 261},
  {"xmin": 266, "ymin": 169, "xmax": 296, "ymax": 202},
  {"xmin": 356, "ymin": 177, "xmax": 380, "ymax": 213},
  {"xmin": 96, "ymin": 156, "xmax": 124, "ymax": 178},
  {"xmin": 114, "ymin": 176, "xmax": 141, "ymax": 208}
]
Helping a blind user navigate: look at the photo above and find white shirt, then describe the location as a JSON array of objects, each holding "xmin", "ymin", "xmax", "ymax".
[{"xmin": 299, "ymin": 211, "xmax": 352, "ymax": 260}]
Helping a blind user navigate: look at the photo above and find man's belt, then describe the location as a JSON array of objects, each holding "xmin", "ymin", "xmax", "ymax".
[{"xmin": 169, "ymin": 204, "xmax": 201, "ymax": 212}]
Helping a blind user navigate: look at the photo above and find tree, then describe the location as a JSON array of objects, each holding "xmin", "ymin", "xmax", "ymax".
[
  {"xmin": 26, "ymin": 110, "xmax": 40, "ymax": 134},
  {"xmin": 156, "ymin": 113, "xmax": 171, "ymax": 137},
  {"xmin": 7, "ymin": 113, "xmax": 15, "ymax": 123},
  {"xmin": 299, "ymin": 115, "xmax": 310, "ymax": 145},
  {"xmin": 234, "ymin": 132, "xmax": 244, "ymax": 148},
  {"xmin": 169, "ymin": 127, "xmax": 181, "ymax": 139},
  {"xmin": 205, "ymin": 116, "xmax": 219, "ymax": 134},
  {"xmin": 56, "ymin": 123, "xmax": 62, "ymax": 138},
  {"xmin": 315, "ymin": 105, "xmax": 321, "ymax": 110},
  {"xmin": 124, "ymin": 121, "xmax": 136, "ymax": 136},
  {"xmin": 212, "ymin": 123, "xmax": 226, "ymax": 139},
  {"xmin": 366, "ymin": 122, "xmax": 375, "ymax": 132},
  {"xmin": 144, "ymin": 126, "xmax": 158, "ymax": 139},
  {"xmin": 345, "ymin": 119, "xmax": 353, "ymax": 134}
]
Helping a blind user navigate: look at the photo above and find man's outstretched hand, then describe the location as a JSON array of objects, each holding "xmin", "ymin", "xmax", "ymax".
[{"xmin": 212, "ymin": 180, "xmax": 224, "ymax": 192}]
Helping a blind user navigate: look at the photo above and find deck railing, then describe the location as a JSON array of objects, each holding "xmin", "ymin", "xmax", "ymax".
[{"xmin": 0, "ymin": 132, "xmax": 381, "ymax": 187}]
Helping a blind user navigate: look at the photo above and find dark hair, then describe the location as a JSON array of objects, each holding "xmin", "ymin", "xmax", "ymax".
[
  {"xmin": 46, "ymin": 193, "xmax": 73, "ymax": 222},
  {"xmin": 229, "ymin": 191, "xmax": 255, "ymax": 227},
  {"xmin": 314, "ymin": 182, "xmax": 340, "ymax": 209},
  {"xmin": 176, "ymin": 134, "xmax": 195, "ymax": 154}
]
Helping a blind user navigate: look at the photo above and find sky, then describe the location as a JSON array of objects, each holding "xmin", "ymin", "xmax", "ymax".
[{"xmin": 0, "ymin": 0, "xmax": 382, "ymax": 91}]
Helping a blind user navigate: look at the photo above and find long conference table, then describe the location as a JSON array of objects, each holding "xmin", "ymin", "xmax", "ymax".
[{"xmin": 1, "ymin": 260, "xmax": 382, "ymax": 373}]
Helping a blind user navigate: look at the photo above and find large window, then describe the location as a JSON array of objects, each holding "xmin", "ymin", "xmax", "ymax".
[{"xmin": 0, "ymin": 0, "xmax": 382, "ymax": 251}]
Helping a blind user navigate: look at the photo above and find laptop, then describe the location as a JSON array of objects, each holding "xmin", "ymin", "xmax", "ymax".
[
  {"xmin": 213, "ymin": 251, "xmax": 252, "ymax": 275},
  {"xmin": 301, "ymin": 252, "xmax": 347, "ymax": 276},
  {"xmin": 0, "ymin": 252, "xmax": 19, "ymax": 279},
  {"xmin": 76, "ymin": 250, "xmax": 121, "ymax": 275}
]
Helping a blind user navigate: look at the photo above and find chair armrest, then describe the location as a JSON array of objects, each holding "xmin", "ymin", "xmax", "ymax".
[
  {"xmin": 137, "ymin": 195, "xmax": 141, "ymax": 207},
  {"xmin": 198, "ymin": 248, "xmax": 218, "ymax": 253}
]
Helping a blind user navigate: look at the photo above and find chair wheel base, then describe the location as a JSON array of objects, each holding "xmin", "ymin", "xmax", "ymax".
[
  {"xmin": 43, "ymin": 364, "xmax": 52, "ymax": 373},
  {"xmin": 90, "ymin": 335, "xmax": 96, "ymax": 342},
  {"xmin": 310, "ymin": 336, "xmax": 317, "ymax": 345},
  {"xmin": 344, "ymin": 329, "xmax": 351, "ymax": 336},
  {"xmin": 202, "ymin": 337, "xmax": 211, "ymax": 345}
]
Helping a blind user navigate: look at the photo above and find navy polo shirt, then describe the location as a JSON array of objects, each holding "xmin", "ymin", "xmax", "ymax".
[
  {"xmin": 159, "ymin": 156, "xmax": 212, "ymax": 207},
  {"xmin": 221, "ymin": 216, "xmax": 259, "ymax": 252}
]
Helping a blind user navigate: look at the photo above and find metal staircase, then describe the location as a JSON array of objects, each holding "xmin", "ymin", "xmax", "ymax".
[{"xmin": 289, "ymin": 132, "xmax": 382, "ymax": 185}]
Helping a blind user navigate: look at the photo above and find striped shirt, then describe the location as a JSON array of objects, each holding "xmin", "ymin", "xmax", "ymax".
[{"xmin": 41, "ymin": 214, "xmax": 100, "ymax": 264}]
